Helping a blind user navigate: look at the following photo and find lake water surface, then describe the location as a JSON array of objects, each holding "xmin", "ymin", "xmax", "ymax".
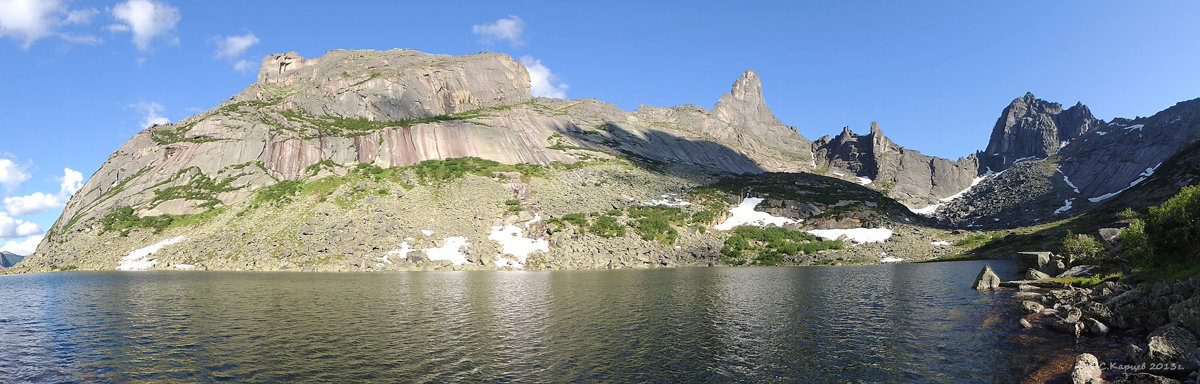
[{"xmin": 1, "ymin": 260, "xmax": 1073, "ymax": 382}]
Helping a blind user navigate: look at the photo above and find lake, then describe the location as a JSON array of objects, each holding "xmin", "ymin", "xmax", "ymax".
[{"xmin": 0, "ymin": 260, "xmax": 1077, "ymax": 382}]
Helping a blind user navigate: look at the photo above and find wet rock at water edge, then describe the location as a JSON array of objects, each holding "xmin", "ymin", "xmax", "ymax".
[
  {"xmin": 1020, "ymin": 300, "xmax": 1045, "ymax": 314},
  {"xmin": 973, "ymin": 264, "xmax": 1001, "ymax": 290},
  {"xmin": 1070, "ymin": 353, "xmax": 1103, "ymax": 384}
]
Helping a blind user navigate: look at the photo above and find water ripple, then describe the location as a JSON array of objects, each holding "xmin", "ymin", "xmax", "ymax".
[{"xmin": 0, "ymin": 261, "xmax": 1079, "ymax": 382}]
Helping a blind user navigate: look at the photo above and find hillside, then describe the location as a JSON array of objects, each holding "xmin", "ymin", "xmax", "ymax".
[{"xmin": 8, "ymin": 49, "xmax": 1199, "ymax": 273}]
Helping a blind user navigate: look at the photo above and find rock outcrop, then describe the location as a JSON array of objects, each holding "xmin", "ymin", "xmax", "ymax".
[
  {"xmin": 981, "ymin": 92, "xmax": 1100, "ymax": 172},
  {"xmin": 812, "ymin": 122, "xmax": 979, "ymax": 207}
]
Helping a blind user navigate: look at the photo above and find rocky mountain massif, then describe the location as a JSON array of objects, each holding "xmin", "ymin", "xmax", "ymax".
[
  {"xmin": 0, "ymin": 252, "xmax": 23, "ymax": 269},
  {"xmin": 6, "ymin": 48, "xmax": 1198, "ymax": 273}
]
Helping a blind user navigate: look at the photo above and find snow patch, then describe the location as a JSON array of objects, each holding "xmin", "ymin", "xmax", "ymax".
[
  {"xmin": 421, "ymin": 229, "xmax": 434, "ymax": 236},
  {"xmin": 880, "ymin": 254, "xmax": 906, "ymax": 263},
  {"xmin": 117, "ymin": 236, "xmax": 186, "ymax": 271},
  {"xmin": 175, "ymin": 264, "xmax": 195, "ymax": 270},
  {"xmin": 488, "ymin": 224, "xmax": 549, "ymax": 269},
  {"xmin": 1087, "ymin": 162, "xmax": 1162, "ymax": 203},
  {"xmin": 832, "ymin": 172, "xmax": 846, "ymax": 177},
  {"xmin": 1124, "ymin": 124, "xmax": 1144, "ymax": 131},
  {"xmin": 909, "ymin": 204, "xmax": 942, "ymax": 216},
  {"xmin": 1096, "ymin": 131, "xmax": 1107, "ymax": 136},
  {"xmin": 387, "ymin": 242, "xmax": 416, "ymax": 260},
  {"xmin": 931, "ymin": 240, "xmax": 950, "ymax": 246},
  {"xmin": 525, "ymin": 214, "xmax": 542, "ymax": 227},
  {"xmin": 856, "ymin": 177, "xmax": 872, "ymax": 185},
  {"xmin": 1012, "ymin": 156, "xmax": 1039, "ymax": 164},
  {"xmin": 1059, "ymin": 171, "xmax": 1080, "ymax": 194},
  {"xmin": 425, "ymin": 237, "xmax": 471, "ymax": 266},
  {"xmin": 713, "ymin": 197, "xmax": 798, "ymax": 231},
  {"xmin": 1054, "ymin": 198, "xmax": 1074, "ymax": 215},
  {"xmin": 939, "ymin": 172, "xmax": 993, "ymax": 203},
  {"xmin": 806, "ymin": 228, "xmax": 893, "ymax": 244},
  {"xmin": 644, "ymin": 193, "xmax": 691, "ymax": 207}
]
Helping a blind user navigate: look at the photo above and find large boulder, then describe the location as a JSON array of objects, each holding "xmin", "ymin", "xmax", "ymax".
[
  {"xmin": 1168, "ymin": 296, "xmax": 1200, "ymax": 337},
  {"xmin": 1026, "ymin": 269, "xmax": 1053, "ymax": 281},
  {"xmin": 1020, "ymin": 300, "xmax": 1045, "ymax": 314},
  {"xmin": 973, "ymin": 265, "xmax": 1001, "ymax": 290},
  {"xmin": 1127, "ymin": 324, "xmax": 1200, "ymax": 373},
  {"xmin": 1070, "ymin": 353, "xmax": 1103, "ymax": 384},
  {"xmin": 1017, "ymin": 252, "xmax": 1052, "ymax": 272}
]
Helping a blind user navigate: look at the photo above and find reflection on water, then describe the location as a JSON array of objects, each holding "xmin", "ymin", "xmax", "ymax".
[{"xmin": 0, "ymin": 261, "xmax": 1063, "ymax": 382}]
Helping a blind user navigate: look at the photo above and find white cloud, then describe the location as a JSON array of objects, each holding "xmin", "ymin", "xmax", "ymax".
[
  {"xmin": 60, "ymin": 168, "xmax": 82, "ymax": 196},
  {"xmin": 4, "ymin": 192, "xmax": 61, "ymax": 216},
  {"xmin": 215, "ymin": 32, "xmax": 258, "ymax": 59},
  {"xmin": 1, "ymin": 234, "xmax": 43, "ymax": 255},
  {"xmin": 64, "ymin": 8, "xmax": 97, "ymax": 25},
  {"xmin": 59, "ymin": 33, "xmax": 100, "ymax": 44},
  {"xmin": 131, "ymin": 101, "xmax": 169, "ymax": 128},
  {"xmin": 109, "ymin": 0, "xmax": 179, "ymax": 51},
  {"xmin": 0, "ymin": 0, "xmax": 61, "ymax": 49},
  {"xmin": 2, "ymin": 168, "xmax": 84, "ymax": 216},
  {"xmin": 0, "ymin": 211, "xmax": 42, "ymax": 238},
  {"xmin": 472, "ymin": 15, "xmax": 524, "ymax": 45},
  {"xmin": 520, "ymin": 56, "xmax": 568, "ymax": 99},
  {"xmin": 0, "ymin": 158, "xmax": 29, "ymax": 190},
  {"xmin": 233, "ymin": 59, "xmax": 254, "ymax": 72}
]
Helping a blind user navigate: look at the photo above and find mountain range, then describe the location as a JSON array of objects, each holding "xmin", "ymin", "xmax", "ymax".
[{"xmin": 7, "ymin": 49, "xmax": 1198, "ymax": 273}]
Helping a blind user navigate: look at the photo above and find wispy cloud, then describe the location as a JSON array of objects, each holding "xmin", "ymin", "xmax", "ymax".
[
  {"xmin": 214, "ymin": 32, "xmax": 258, "ymax": 58},
  {"xmin": 131, "ymin": 101, "xmax": 169, "ymax": 128},
  {"xmin": 233, "ymin": 59, "xmax": 255, "ymax": 72},
  {"xmin": 520, "ymin": 56, "xmax": 568, "ymax": 99},
  {"xmin": 64, "ymin": 8, "xmax": 97, "ymax": 25},
  {"xmin": 109, "ymin": 0, "xmax": 179, "ymax": 51},
  {"xmin": 472, "ymin": 15, "xmax": 524, "ymax": 46}
]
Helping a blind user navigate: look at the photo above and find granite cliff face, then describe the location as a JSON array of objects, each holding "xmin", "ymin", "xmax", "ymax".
[
  {"xmin": 17, "ymin": 49, "xmax": 967, "ymax": 273},
  {"xmin": 812, "ymin": 122, "xmax": 979, "ymax": 207},
  {"xmin": 981, "ymin": 93, "xmax": 1101, "ymax": 172},
  {"xmin": 935, "ymin": 95, "xmax": 1200, "ymax": 228}
]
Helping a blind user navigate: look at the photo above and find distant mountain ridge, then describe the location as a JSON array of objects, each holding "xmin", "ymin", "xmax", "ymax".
[
  {"xmin": 7, "ymin": 48, "xmax": 1198, "ymax": 272},
  {"xmin": 1, "ymin": 252, "xmax": 24, "ymax": 269}
]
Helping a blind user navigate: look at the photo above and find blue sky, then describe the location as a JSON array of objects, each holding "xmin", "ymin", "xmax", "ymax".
[{"xmin": 2, "ymin": 0, "xmax": 1199, "ymax": 254}]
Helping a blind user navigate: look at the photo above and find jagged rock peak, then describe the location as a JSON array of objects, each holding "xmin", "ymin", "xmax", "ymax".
[
  {"xmin": 712, "ymin": 69, "xmax": 784, "ymax": 128},
  {"xmin": 981, "ymin": 92, "xmax": 1100, "ymax": 172}
]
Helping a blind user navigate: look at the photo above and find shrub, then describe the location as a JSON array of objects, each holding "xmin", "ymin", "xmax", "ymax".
[
  {"xmin": 589, "ymin": 215, "xmax": 626, "ymax": 238},
  {"xmin": 504, "ymin": 199, "xmax": 522, "ymax": 212},
  {"xmin": 1144, "ymin": 184, "xmax": 1200, "ymax": 263},
  {"xmin": 720, "ymin": 226, "xmax": 842, "ymax": 266},
  {"xmin": 1116, "ymin": 207, "xmax": 1139, "ymax": 220},
  {"xmin": 1060, "ymin": 232, "xmax": 1106, "ymax": 263}
]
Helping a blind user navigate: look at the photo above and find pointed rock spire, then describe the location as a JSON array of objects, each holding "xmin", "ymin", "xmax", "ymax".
[{"xmin": 712, "ymin": 69, "xmax": 783, "ymax": 128}]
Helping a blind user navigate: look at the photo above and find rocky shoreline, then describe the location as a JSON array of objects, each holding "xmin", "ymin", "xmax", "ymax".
[{"xmin": 974, "ymin": 256, "xmax": 1200, "ymax": 383}]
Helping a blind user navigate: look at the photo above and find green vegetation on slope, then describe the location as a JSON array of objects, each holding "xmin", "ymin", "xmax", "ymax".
[
  {"xmin": 720, "ymin": 226, "xmax": 842, "ymax": 266},
  {"xmin": 1118, "ymin": 184, "xmax": 1200, "ymax": 280}
]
